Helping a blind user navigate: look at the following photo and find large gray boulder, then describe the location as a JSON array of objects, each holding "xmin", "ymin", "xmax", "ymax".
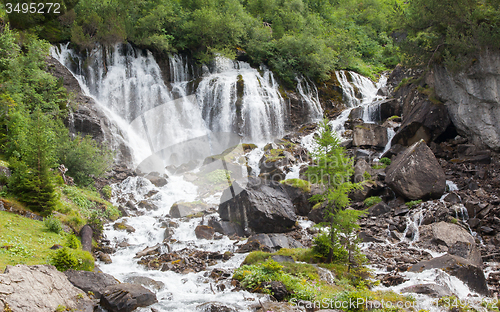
[
  {"xmin": 416, "ymin": 221, "xmax": 482, "ymax": 267},
  {"xmin": 353, "ymin": 123, "xmax": 388, "ymax": 149},
  {"xmin": 0, "ymin": 265, "xmax": 94, "ymax": 312},
  {"xmin": 409, "ymin": 254, "xmax": 489, "ymax": 296},
  {"xmin": 433, "ymin": 49, "xmax": 500, "ymax": 151},
  {"xmin": 218, "ymin": 178, "xmax": 297, "ymax": 234},
  {"xmin": 392, "ymin": 99, "xmax": 451, "ymax": 146},
  {"xmin": 236, "ymin": 233, "xmax": 303, "ymax": 253},
  {"xmin": 64, "ymin": 270, "xmax": 119, "ymax": 299},
  {"xmin": 385, "ymin": 140, "xmax": 446, "ymax": 200},
  {"xmin": 100, "ymin": 283, "xmax": 157, "ymax": 312},
  {"xmin": 169, "ymin": 201, "xmax": 209, "ymax": 218}
]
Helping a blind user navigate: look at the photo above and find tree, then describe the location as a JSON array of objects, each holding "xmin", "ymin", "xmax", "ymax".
[{"xmin": 306, "ymin": 119, "xmax": 366, "ymax": 266}]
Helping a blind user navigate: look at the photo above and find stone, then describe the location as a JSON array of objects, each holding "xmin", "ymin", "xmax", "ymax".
[
  {"xmin": 368, "ymin": 202, "xmax": 391, "ymax": 216},
  {"xmin": 196, "ymin": 302, "xmax": 237, "ymax": 312},
  {"xmin": 80, "ymin": 224, "xmax": 93, "ymax": 252},
  {"xmin": 381, "ymin": 143, "xmax": 406, "ymax": 159},
  {"xmin": 138, "ymin": 200, "xmax": 158, "ymax": 211},
  {"xmin": 124, "ymin": 276, "xmax": 165, "ymax": 291},
  {"xmin": 417, "ymin": 221, "xmax": 482, "ymax": 267},
  {"xmin": 65, "ymin": 270, "xmax": 119, "ymax": 299},
  {"xmin": 100, "ymin": 283, "xmax": 157, "ymax": 312},
  {"xmin": 195, "ymin": 225, "xmax": 215, "ymax": 240},
  {"xmin": 236, "ymin": 233, "xmax": 303, "ymax": 253},
  {"xmin": 353, "ymin": 123, "xmax": 388, "ymax": 149},
  {"xmin": 385, "ymin": 140, "xmax": 446, "ymax": 200},
  {"xmin": 97, "ymin": 251, "xmax": 113, "ymax": 264},
  {"xmin": 218, "ymin": 177, "xmax": 297, "ymax": 234},
  {"xmin": 271, "ymin": 255, "xmax": 295, "ymax": 263},
  {"xmin": 401, "ymin": 283, "xmax": 453, "ymax": 297},
  {"xmin": 113, "ymin": 222, "xmax": 136, "ymax": 233},
  {"xmin": 279, "ymin": 181, "xmax": 317, "ymax": 216},
  {"xmin": 392, "ymin": 99, "xmax": 451, "ymax": 146},
  {"xmin": 261, "ymin": 281, "xmax": 289, "ymax": 301},
  {"xmin": 0, "ymin": 265, "xmax": 94, "ymax": 312},
  {"xmin": 144, "ymin": 172, "xmax": 168, "ymax": 187},
  {"xmin": 443, "ymin": 192, "xmax": 461, "ymax": 204},
  {"xmin": 207, "ymin": 218, "xmax": 244, "ymax": 237},
  {"xmin": 134, "ymin": 244, "xmax": 161, "ymax": 258},
  {"xmin": 170, "ymin": 201, "xmax": 208, "ymax": 218},
  {"xmin": 409, "ymin": 254, "xmax": 489, "ymax": 296}
]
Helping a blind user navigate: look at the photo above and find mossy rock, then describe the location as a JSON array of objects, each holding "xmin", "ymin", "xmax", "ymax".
[{"xmin": 280, "ymin": 179, "xmax": 311, "ymax": 193}]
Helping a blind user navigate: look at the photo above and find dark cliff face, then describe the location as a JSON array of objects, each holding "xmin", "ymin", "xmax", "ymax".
[
  {"xmin": 431, "ymin": 49, "xmax": 500, "ymax": 151},
  {"xmin": 45, "ymin": 55, "xmax": 133, "ymax": 166}
]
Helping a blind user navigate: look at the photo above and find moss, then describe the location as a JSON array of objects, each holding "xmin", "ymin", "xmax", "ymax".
[
  {"xmin": 405, "ymin": 200, "xmax": 422, "ymax": 209},
  {"xmin": 355, "ymin": 125, "xmax": 369, "ymax": 130},
  {"xmin": 387, "ymin": 115, "xmax": 400, "ymax": 121},
  {"xmin": 363, "ymin": 196, "xmax": 382, "ymax": 207},
  {"xmin": 280, "ymin": 179, "xmax": 311, "ymax": 193}
]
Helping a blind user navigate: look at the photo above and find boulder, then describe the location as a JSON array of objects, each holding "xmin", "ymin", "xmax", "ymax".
[
  {"xmin": 144, "ymin": 172, "xmax": 168, "ymax": 187},
  {"xmin": 195, "ymin": 225, "xmax": 215, "ymax": 240},
  {"xmin": 64, "ymin": 270, "xmax": 119, "ymax": 299},
  {"xmin": 417, "ymin": 221, "xmax": 482, "ymax": 267},
  {"xmin": 409, "ymin": 254, "xmax": 489, "ymax": 296},
  {"xmin": 236, "ymin": 233, "xmax": 303, "ymax": 253},
  {"xmin": 401, "ymin": 283, "xmax": 453, "ymax": 297},
  {"xmin": 207, "ymin": 218, "xmax": 245, "ymax": 237},
  {"xmin": 368, "ymin": 202, "xmax": 391, "ymax": 216},
  {"xmin": 80, "ymin": 224, "xmax": 93, "ymax": 252},
  {"xmin": 113, "ymin": 222, "xmax": 136, "ymax": 233},
  {"xmin": 100, "ymin": 283, "xmax": 157, "ymax": 312},
  {"xmin": 123, "ymin": 276, "xmax": 165, "ymax": 291},
  {"xmin": 392, "ymin": 99, "xmax": 451, "ymax": 146},
  {"xmin": 170, "ymin": 202, "xmax": 208, "ymax": 218},
  {"xmin": 279, "ymin": 180, "xmax": 316, "ymax": 216},
  {"xmin": 134, "ymin": 244, "xmax": 161, "ymax": 258},
  {"xmin": 385, "ymin": 140, "xmax": 446, "ymax": 200},
  {"xmin": 218, "ymin": 178, "xmax": 297, "ymax": 234},
  {"xmin": 196, "ymin": 302, "xmax": 237, "ymax": 312},
  {"xmin": 353, "ymin": 123, "xmax": 388, "ymax": 149},
  {"xmin": 261, "ymin": 281, "xmax": 289, "ymax": 301},
  {"xmin": 0, "ymin": 265, "xmax": 94, "ymax": 312}
]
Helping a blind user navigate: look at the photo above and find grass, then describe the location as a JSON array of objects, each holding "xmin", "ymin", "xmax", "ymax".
[
  {"xmin": 405, "ymin": 200, "xmax": 422, "ymax": 209},
  {"xmin": 0, "ymin": 211, "xmax": 66, "ymax": 271}
]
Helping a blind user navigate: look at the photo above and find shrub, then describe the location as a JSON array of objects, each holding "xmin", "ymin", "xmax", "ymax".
[
  {"xmin": 51, "ymin": 247, "xmax": 78, "ymax": 271},
  {"xmin": 405, "ymin": 200, "xmax": 422, "ymax": 209},
  {"xmin": 312, "ymin": 233, "xmax": 348, "ymax": 264},
  {"xmin": 363, "ymin": 196, "xmax": 382, "ymax": 207},
  {"xmin": 66, "ymin": 234, "xmax": 81, "ymax": 249},
  {"xmin": 379, "ymin": 157, "xmax": 391, "ymax": 166},
  {"xmin": 280, "ymin": 179, "xmax": 311, "ymax": 192},
  {"xmin": 102, "ymin": 185, "xmax": 112, "ymax": 199},
  {"xmin": 44, "ymin": 216, "xmax": 63, "ymax": 234}
]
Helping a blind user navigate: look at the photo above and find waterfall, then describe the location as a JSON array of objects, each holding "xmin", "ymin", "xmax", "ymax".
[{"xmin": 51, "ymin": 43, "xmax": 322, "ymax": 168}]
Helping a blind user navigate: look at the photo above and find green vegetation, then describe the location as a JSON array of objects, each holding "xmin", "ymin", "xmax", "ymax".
[
  {"xmin": 379, "ymin": 157, "xmax": 391, "ymax": 166},
  {"xmin": 44, "ymin": 215, "xmax": 63, "ymax": 234},
  {"xmin": 280, "ymin": 178, "xmax": 311, "ymax": 192},
  {"xmin": 405, "ymin": 200, "xmax": 422, "ymax": 209},
  {"xmin": 50, "ymin": 246, "xmax": 94, "ymax": 271},
  {"xmin": 306, "ymin": 119, "xmax": 366, "ymax": 265},
  {"xmin": 363, "ymin": 196, "xmax": 382, "ymax": 207},
  {"xmin": 371, "ymin": 163, "xmax": 386, "ymax": 170}
]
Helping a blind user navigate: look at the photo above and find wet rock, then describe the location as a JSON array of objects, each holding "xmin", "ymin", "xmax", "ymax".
[
  {"xmin": 279, "ymin": 180, "xmax": 317, "ymax": 216},
  {"xmin": 207, "ymin": 218, "xmax": 245, "ymax": 237},
  {"xmin": 144, "ymin": 172, "xmax": 168, "ymax": 187},
  {"xmin": 236, "ymin": 234, "xmax": 303, "ymax": 253},
  {"xmin": 80, "ymin": 224, "xmax": 93, "ymax": 252},
  {"xmin": 401, "ymin": 283, "xmax": 453, "ymax": 297},
  {"xmin": 417, "ymin": 221, "xmax": 482, "ymax": 267},
  {"xmin": 196, "ymin": 302, "xmax": 237, "ymax": 312},
  {"xmin": 170, "ymin": 201, "xmax": 209, "ymax": 218},
  {"xmin": 124, "ymin": 276, "xmax": 165, "ymax": 291},
  {"xmin": 385, "ymin": 140, "xmax": 446, "ymax": 200},
  {"xmin": 381, "ymin": 143, "xmax": 406, "ymax": 159},
  {"xmin": 0, "ymin": 264, "xmax": 94, "ymax": 312},
  {"xmin": 257, "ymin": 302, "xmax": 304, "ymax": 312},
  {"xmin": 261, "ymin": 281, "xmax": 289, "ymax": 301},
  {"xmin": 134, "ymin": 244, "xmax": 161, "ymax": 258},
  {"xmin": 409, "ymin": 254, "xmax": 489, "ymax": 296},
  {"xmin": 100, "ymin": 283, "xmax": 157, "ymax": 312},
  {"xmin": 50, "ymin": 244, "xmax": 64, "ymax": 250},
  {"xmin": 353, "ymin": 123, "xmax": 388, "ymax": 149},
  {"xmin": 443, "ymin": 192, "xmax": 461, "ymax": 204},
  {"xmin": 195, "ymin": 225, "xmax": 215, "ymax": 240},
  {"xmin": 381, "ymin": 273, "xmax": 408, "ymax": 287},
  {"xmin": 218, "ymin": 177, "xmax": 297, "ymax": 234},
  {"xmin": 138, "ymin": 200, "xmax": 158, "ymax": 211},
  {"xmin": 359, "ymin": 231, "xmax": 384, "ymax": 243},
  {"xmin": 113, "ymin": 222, "xmax": 136, "ymax": 233},
  {"xmin": 271, "ymin": 255, "xmax": 295, "ymax": 263},
  {"xmin": 65, "ymin": 270, "xmax": 119, "ymax": 299},
  {"xmin": 97, "ymin": 251, "xmax": 113, "ymax": 264},
  {"xmin": 353, "ymin": 159, "xmax": 373, "ymax": 183}
]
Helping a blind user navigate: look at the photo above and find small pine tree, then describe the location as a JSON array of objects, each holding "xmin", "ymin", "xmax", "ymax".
[{"xmin": 306, "ymin": 119, "xmax": 366, "ymax": 266}]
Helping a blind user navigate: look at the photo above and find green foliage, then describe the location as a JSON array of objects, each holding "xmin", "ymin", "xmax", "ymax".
[
  {"xmin": 363, "ymin": 196, "xmax": 382, "ymax": 207},
  {"xmin": 312, "ymin": 233, "xmax": 349, "ymax": 263},
  {"xmin": 379, "ymin": 157, "xmax": 391, "ymax": 166},
  {"xmin": 102, "ymin": 185, "xmax": 112, "ymax": 199},
  {"xmin": 362, "ymin": 171, "xmax": 371, "ymax": 181},
  {"xmin": 306, "ymin": 119, "xmax": 366, "ymax": 264},
  {"xmin": 65, "ymin": 234, "xmax": 81, "ymax": 249},
  {"xmin": 51, "ymin": 246, "xmax": 94, "ymax": 272},
  {"xmin": 405, "ymin": 200, "xmax": 422, "ymax": 209},
  {"xmin": 44, "ymin": 215, "xmax": 63, "ymax": 234},
  {"xmin": 280, "ymin": 179, "xmax": 311, "ymax": 192}
]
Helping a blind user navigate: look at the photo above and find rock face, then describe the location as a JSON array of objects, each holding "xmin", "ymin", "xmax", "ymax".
[
  {"xmin": 352, "ymin": 123, "xmax": 388, "ymax": 149},
  {"xmin": 392, "ymin": 99, "xmax": 451, "ymax": 146},
  {"xmin": 100, "ymin": 283, "xmax": 157, "ymax": 312},
  {"xmin": 433, "ymin": 49, "xmax": 500, "ymax": 151},
  {"xmin": 401, "ymin": 283, "xmax": 453, "ymax": 298},
  {"xmin": 170, "ymin": 202, "xmax": 208, "ymax": 218},
  {"xmin": 236, "ymin": 233, "xmax": 303, "ymax": 253},
  {"xmin": 385, "ymin": 140, "xmax": 446, "ymax": 200},
  {"xmin": 218, "ymin": 178, "xmax": 297, "ymax": 234},
  {"xmin": 0, "ymin": 265, "xmax": 94, "ymax": 312},
  {"xmin": 80, "ymin": 225, "xmax": 93, "ymax": 252},
  {"xmin": 64, "ymin": 270, "xmax": 119, "ymax": 299},
  {"xmin": 417, "ymin": 221, "xmax": 482, "ymax": 267},
  {"xmin": 409, "ymin": 254, "xmax": 489, "ymax": 296}
]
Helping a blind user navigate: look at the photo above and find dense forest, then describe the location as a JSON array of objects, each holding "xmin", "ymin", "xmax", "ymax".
[{"xmin": 1, "ymin": 0, "xmax": 500, "ymax": 212}]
